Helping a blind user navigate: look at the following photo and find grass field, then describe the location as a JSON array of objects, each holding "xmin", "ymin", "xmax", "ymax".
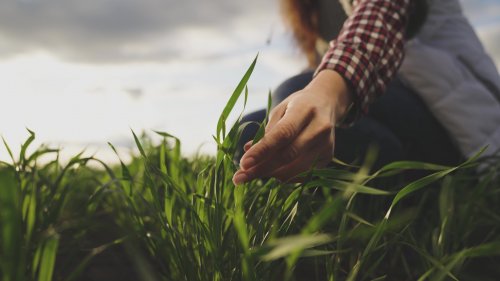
[{"xmin": 1, "ymin": 57, "xmax": 500, "ymax": 281}]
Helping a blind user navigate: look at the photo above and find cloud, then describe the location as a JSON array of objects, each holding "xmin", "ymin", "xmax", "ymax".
[
  {"xmin": 2, "ymin": 0, "xmax": 497, "ymax": 68},
  {"xmin": 0, "ymin": 0, "xmax": 275, "ymax": 63},
  {"xmin": 124, "ymin": 88, "xmax": 143, "ymax": 99}
]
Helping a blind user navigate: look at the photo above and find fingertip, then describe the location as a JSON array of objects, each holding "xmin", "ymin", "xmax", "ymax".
[
  {"xmin": 240, "ymin": 156, "xmax": 256, "ymax": 170},
  {"xmin": 232, "ymin": 172, "xmax": 249, "ymax": 185},
  {"xmin": 244, "ymin": 141, "xmax": 252, "ymax": 152}
]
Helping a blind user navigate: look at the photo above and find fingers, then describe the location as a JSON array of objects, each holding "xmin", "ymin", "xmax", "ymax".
[
  {"xmin": 234, "ymin": 117, "xmax": 334, "ymax": 185},
  {"xmin": 265, "ymin": 103, "xmax": 287, "ymax": 133},
  {"xmin": 239, "ymin": 104, "xmax": 312, "ymax": 171},
  {"xmin": 233, "ymin": 143, "xmax": 332, "ymax": 185},
  {"xmin": 243, "ymin": 103, "xmax": 286, "ymax": 152},
  {"xmin": 240, "ymin": 121, "xmax": 332, "ymax": 181},
  {"xmin": 272, "ymin": 145, "xmax": 333, "ymax": 182},
  {"xmin": 243, "ymin": 141, "xmax": 252, "ymax": 152},
  {"xmin": 233, "ymin": 88, "xmax": 339, "ymax": 186},
  {"xmin": 242, "ymin": 103, "xmax": 288, "ymax": 160}
]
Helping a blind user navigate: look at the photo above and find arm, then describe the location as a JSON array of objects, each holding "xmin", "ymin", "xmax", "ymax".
[
  {"xmin": 233, "ymin": 0, "xmax": 412, "ymax": 185},
  {"xmin": 317, "ymin": 0, "xmax": 411, "ymax": 125}
]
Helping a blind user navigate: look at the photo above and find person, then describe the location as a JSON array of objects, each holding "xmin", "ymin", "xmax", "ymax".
[{"xmin": 232, "ymin": 0, "xmax": 500, "ymax": 185}]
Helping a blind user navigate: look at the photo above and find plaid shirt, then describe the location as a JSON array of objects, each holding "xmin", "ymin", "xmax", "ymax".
[{"xmin": 316, "ymin": 0, "xmax": 411, "ymax": 125}]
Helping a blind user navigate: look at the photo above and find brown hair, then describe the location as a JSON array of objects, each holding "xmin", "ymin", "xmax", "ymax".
[{"xmin": 280, "ymin": 0, "xmax": 320, "ymax": 67}]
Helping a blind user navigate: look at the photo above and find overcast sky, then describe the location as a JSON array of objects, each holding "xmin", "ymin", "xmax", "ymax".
[
  {"xmin": 0, "ymin": 0, "xmax": 274, "ymax": 62},
  {"xmin": 0, "ymin": 0, "xmax": 499, "ymax": 162}
]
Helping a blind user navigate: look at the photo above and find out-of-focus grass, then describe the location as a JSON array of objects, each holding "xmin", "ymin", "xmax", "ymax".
[
  {"xmin": 1, "ymin": 56, "xmax": 500, "ymax": 281},
  {"xmin": 0, "ymin": 130, "xmax": 121, "ymax": 281}
]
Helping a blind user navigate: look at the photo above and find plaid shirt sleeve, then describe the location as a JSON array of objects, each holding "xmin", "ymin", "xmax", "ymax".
[{"xmin": 315, "ymin": 0, "xmax": 411, "ymax": 125}]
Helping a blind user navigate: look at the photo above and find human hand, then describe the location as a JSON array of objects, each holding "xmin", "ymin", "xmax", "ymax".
[{"xmin": 233, "ymin": 70, "xmax": 352, "ymax": 185}]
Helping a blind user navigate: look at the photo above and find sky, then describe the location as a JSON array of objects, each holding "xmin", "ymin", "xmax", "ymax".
[{"xmin": 0, "ymin": 0, "xmax": 499, "ymax": 162}]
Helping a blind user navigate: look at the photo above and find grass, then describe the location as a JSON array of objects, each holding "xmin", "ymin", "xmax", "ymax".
[{"xmin": 1, "ymin": 56, "xmax": 500, "ymax": 281}]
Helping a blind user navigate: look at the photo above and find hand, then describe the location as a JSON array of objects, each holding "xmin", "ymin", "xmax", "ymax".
[{"xmin": 233, "ymin": 70, "xmax": 352, "ymax": 185}]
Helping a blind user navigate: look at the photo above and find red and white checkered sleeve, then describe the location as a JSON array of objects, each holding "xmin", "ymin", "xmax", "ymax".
[{"xmin": 315, "ymin": 0, "xmax": 411, "ymax": 125}]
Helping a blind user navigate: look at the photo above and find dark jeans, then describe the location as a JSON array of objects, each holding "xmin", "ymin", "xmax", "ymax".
[{"xmin": 237, "ymin": 71, "xmax": 462, "ymax": 168}]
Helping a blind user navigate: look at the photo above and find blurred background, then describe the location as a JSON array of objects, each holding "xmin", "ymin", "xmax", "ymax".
[{"xmin": 0, "ymin": 0, "xmax": 499, "ymax": 161}]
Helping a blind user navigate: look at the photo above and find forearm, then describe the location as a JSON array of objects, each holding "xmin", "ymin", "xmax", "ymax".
[{"xmin": 314, "ymin": 0, "xmax": 411, "ymax": 124}]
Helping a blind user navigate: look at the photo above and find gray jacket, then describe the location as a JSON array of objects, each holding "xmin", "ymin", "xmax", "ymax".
[{"xmin": 398, "ymin": 0, "xmax": 500, "ymax": 157}]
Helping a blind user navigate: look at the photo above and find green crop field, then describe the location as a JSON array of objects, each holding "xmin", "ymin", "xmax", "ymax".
[{"xmin": 1, "ymin": 57, "xmax": 500, "ymax": 281}]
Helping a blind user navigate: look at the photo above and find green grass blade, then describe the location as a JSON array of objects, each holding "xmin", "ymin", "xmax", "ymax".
[
  {"xmin": 131, "ymin": 129, "xmax": 147, "ymax": 159},
  {"xmin": 0, "ymin": 168, "xmax": 22, "ymax": 281},
  {"xmin": 216, "ymin": 54, "xmax": 258, "ymax": 141},
  {"xmin": 252, "ymin": 90, "xmax": 271, "ymax": 145},
  {"xmin": 20, "ymin": 128, "xmax": 35, "ymax": 167},
  {"xmin": 304, "ymin": 179, "xmax": 391, "ymax": 196},
  {"xmin": 37, "ymin": 234, "xmax": 59, "ymax": 281},
  {"xmin": 387, "ymin": 168, "xmax": 459, "ymax": 218},
  {"xmin": 2, "ymin": 136, "xmax": 15, "ymax": 164},
  {"xmin": 260, "ymin": 234, "xmax": 335, "ymax": 261}
]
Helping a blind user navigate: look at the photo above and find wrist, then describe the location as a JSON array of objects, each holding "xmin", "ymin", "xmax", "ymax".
[{"xmin": 306, "ymin": 69, "xmax": 353, "ymax": 123}]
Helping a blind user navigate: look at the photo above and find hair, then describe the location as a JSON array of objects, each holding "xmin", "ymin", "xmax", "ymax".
[
  {"xmin": 280, "ymin": 0, "xmax": 428, "ymax": 67},
  {"xmin": 280, "ymin": 0, "xmax": 320, "ymax": 66}
]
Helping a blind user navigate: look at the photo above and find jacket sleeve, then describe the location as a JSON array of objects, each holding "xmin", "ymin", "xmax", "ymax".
[{"xmin": 315, "ymin": 0, "xmax": 411, "ymax": 125}]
